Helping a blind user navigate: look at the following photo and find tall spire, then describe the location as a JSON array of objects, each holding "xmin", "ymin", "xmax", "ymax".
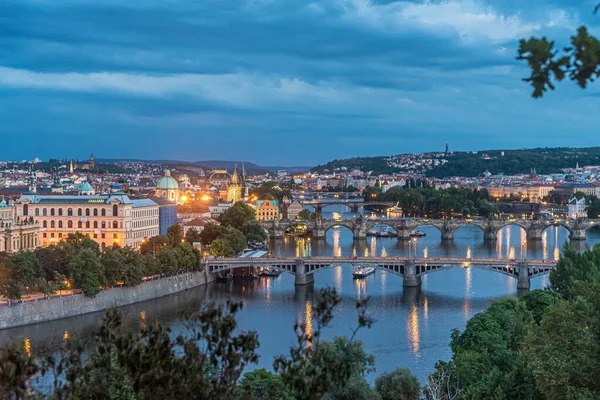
[{"xmin": 231, "ymin": 164, "xmax": 239, "ymax": 184}]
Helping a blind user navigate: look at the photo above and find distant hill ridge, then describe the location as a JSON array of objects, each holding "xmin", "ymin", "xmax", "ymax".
[
  {"xmin": 97, "ymin": 158, "xmax": 311, "ymax": 174},
  {"xmin": 311, "ymin": 147, "xmax": 600, "ymax": 177}
]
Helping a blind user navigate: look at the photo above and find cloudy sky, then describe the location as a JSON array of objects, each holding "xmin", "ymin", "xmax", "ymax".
[{"xmin": 1, "ymin": 0, "xmax": 599, "ymax": 165}]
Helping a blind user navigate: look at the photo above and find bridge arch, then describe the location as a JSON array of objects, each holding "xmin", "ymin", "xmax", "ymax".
[
  {"xmin": 324, "ymin": 222, "xmax": 355, "ymax": 234},
  {"xmin": 416, "ymin": 264, "xmax": 519, "ymax": 279},
  {"xmin": 404, "ymin": 222, "xmax": 444, "ymax": 236},
  {"xmin": 454, "ymin": 223, "xmax": 486, "ymax": 236},
  {"xmin": 365, "ymin": 222, "xmax": 398, "ymax": 236},
  {"xmin": 540, "ymin": 221, "xmax": 573, "ymax": 236},
  {"xmin": 495, "ymin": 221, "xmax": 530, "ymax": 234}
]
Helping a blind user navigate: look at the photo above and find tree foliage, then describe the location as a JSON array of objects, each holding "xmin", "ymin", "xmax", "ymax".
[
  {"xmin": 523, "ymin": 283, "xmax": 600, "ymax": 400},
  {"xmin": 375, "ymin": 367, "xmax": 421, "ymax": 400},
  {"xmin": 234, "ymin": 369, "xmax": 292, "ymax": 400},
  {"xmin": 69, "ymin": 248, "xmax": 106, "ymax": 297},
  {"xmin": 550, "ymin": 244, "xmax": 600, "ymax": 300},
  {"xmin": 218, "ymin": 201, "xmax": 256, "ymax": 231},
  {"xmin": 518, "ymin": 22, "xmax": 600, "ymax": 98}
]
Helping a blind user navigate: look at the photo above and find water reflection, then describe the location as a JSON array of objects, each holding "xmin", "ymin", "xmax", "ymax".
[
  {"xmin": 305, "ymin": 301, "xmax": 313, "ymax": 344},
  {"xmin": 407, "ymin": 305, "xmax": 420, "ymax": 356}
]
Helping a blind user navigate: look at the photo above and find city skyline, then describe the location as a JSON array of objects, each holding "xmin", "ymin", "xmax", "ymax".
[{"xmin": 2, "ymin": 0, "xmax": 600, "ymax": 164}]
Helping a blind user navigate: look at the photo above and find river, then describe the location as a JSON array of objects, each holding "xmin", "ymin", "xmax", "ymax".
[{"xmin": 2, "ymin": 208, "xmax": 600, "ymax": 385}]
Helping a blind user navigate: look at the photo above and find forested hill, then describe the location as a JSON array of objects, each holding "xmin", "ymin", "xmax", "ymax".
[
  {"xmin": 312, "ymin": 156, "xmax": 391, "ymax": 175},
  {"xmin": 311, "ymin": 147, "xmax": 600, "ymax": 177},
  {"xmin": 426, "ymin": 147, "xmax": 600, "ymax": 177}
]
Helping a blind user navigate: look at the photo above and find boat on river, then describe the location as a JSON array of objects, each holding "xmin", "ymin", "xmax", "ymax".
[
  {"xmin": 410, "ymin": 229, "xmax": 426, "ymax": 237},
  {"xmin": 259, "ymin": 268, "xmax": 282, "ymax": 277},
  {"xmin": 367, "ymin": 225, "xmax": 395, "ymax": 237},
  {"xmin": 352, "ymin": 266, "xmax": 376, "ymax": 278}
]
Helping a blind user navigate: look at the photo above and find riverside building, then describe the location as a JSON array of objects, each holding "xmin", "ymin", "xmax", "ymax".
[
  {"xmin": 0, "ymin": 197, "xmax": 39, "ymax": 253},
  {"xmin": 15, "ymin": 194, "xmax": 158, "ymax": 250}
]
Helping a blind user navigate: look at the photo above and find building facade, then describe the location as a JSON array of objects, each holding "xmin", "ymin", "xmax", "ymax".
[
  {"xmin": 285, "ymin": 201, "xmax": 304, "ymax": 220},
  {"xmin": 15, "ymin": 194, "xmax": 158, "ymax": 250},
  {"xmin": 0, "ymin": 199, "xmax": 39, "ymax": 253},
  {"xmin": 568, "ymin": 197, "xmax": 588, "ymax": 219},
  {"xmin": 256, "ymin": 200, "xmax": 280, "ymax": 221},
  {"xmin": 209, "ymin": 201, "xmax": 233, "ymax": 219},
  {"xmin": 151, "ymin": 198, "xmax": 178, "ymax": 236},
  {"xmin": 129, "ymin": 199, "xmax": 160, "ymax": 248}
]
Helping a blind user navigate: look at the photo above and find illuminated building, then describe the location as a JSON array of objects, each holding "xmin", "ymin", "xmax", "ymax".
[
  {"xmin": 155, "ymin": 169, "xmax": 180, "ymax": 202},
  {"xmin": 15, "ymin": 194, "xmax": 158, "ymax": 250},
  {"xmin": 0, "ymin": 198, "xmax": 39, "ymax": 253},
  {"xmin": 256, "ymin": 200, "xmax": 280, "ymax": 221},
  {"xmin": 226, "ymin": 166, "xmax": 243, "ymax": 203}
]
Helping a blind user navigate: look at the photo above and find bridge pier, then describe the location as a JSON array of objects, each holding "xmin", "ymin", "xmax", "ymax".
[
  {"xmin": 396, "ymin": 229, "xmax": 411, "ymax": 240},
  {"xmin": 526, "ymin": 229, "xmax": 544, "ymax": 241},
  {"xmin": 294, "ymin": 259, "xmax": 315, "ymax": 286},
  {"xmin": 570, "ymin": 228, "xmax": 587, "ymax": 241},
  {"xmin": 403, "ymin": 262, "xmax": 422, "ymax": 288},
  {"xmin": 517, "ymin": 263, "xmax": 530, "ymax": 290},
  {"xmin": 483, "ymin": 228, "xmax": 497, "ymax": 241},
  {"xmin": 440, "ymin": 230, "xmax": 455, "ymax": 241}
]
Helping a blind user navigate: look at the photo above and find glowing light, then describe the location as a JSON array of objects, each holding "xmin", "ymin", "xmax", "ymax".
[
  {"xmin": 305, "ymin": 301, "xmax": 313, "ymax": 345},
  {"xmin": 180, "ymin": 195, "xmax": 189, "ymax": 203},
  {"xmin": 24, "ymin": 338, "xmax": 31, "ymax": 358},
  {"xmin": 201, "ymin": 195, "xmax": 210, "ymax": 201},
  {"xmin": 63, "ymin": 330, "xmax": 69, "ymax": 341}
]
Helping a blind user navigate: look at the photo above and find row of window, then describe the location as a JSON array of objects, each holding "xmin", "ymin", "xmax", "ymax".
[
  {"xmin": 23, "ymin": 204, "xmax": 119, "ymax": 217},
  {"xmin": 41, "ymin": 220, "xmax": 122, "ymax": 229},
  {"xmin": 43, "ymin": 232, "xmax": 118, "ymax": 240},
  {"xmin": 133, "ymin": 209, "xmax": 158, "ymax": 217},
  {"xmin": 132, "ymin": 218, "xmax": 158, "ymax": 229}
]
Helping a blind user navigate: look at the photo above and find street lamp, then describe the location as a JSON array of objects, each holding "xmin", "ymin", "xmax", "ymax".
[{"xmin": 521, "ymin": 240, "xmax": 527, "ymax": 261}]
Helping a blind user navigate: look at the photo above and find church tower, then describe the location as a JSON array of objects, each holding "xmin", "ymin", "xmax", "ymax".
[
  {"xmin": 28, "ymin": 167, "xmax": 37, "ymax": 194},
  {"xmin": 226, "ymin": 165, "xmax": 243, "ymax": 203},
  {"xmin": 241, "ymin": 161, "xmax": 249, "ymax": 201},
  {"xmin": 51, "ymin": 168, "xmax": 63, "ymax": 193},
  {"xmin": 69, "ymin": 160, "xmax": 74, "ymax": 174},
  {"xmin": 90, "ymin": 153, "xmax": 95, "ymax": 170}
]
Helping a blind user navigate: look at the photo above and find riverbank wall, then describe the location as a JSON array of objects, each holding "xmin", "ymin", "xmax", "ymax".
[{"xmin": 0, "ymin": 271, "xmax": 215, "ymax": 330}]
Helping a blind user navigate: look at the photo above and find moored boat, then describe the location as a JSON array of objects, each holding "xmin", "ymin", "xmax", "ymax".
[
  {"xmin": 410, "ymin": 229, "xmax": 426, "ymax": 237},
  {"xmin": 259, "ymin": 268, "xmax": 282, "ymax": 277},
  {"xmin": 352, "ymin": 266, "xmax": 375, "ymax": 278}
]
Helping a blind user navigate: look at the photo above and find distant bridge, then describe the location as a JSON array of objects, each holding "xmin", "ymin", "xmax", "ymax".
[
  {"xmin": 260, "ymin": 217, "xmax": 598, "ymax": 241},
  {"xmin": 204, "ymin": 256, "xmax": 556, "ymax": 289}
]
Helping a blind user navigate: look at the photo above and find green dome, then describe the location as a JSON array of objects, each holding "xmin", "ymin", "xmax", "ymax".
[
  {"xmin": 157, "ymin": 170, "xmax": 179, "ymax": 190},
  {"xmin": 79, "ymin": 181, "xmax": 94, "ymax": 191}
]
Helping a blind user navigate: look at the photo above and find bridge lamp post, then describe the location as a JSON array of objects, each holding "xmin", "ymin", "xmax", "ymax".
[{"xmin": 521, "ymin": 240, "xmax": 527, "ymax": 261}]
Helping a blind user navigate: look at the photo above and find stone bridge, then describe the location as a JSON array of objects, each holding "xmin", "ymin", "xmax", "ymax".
[
  {"xmin": 302, "ymin": 199, "xmax": 395, "ymax": 213},
  {"xmin": 260, "ymin": 218, "xmax": 598, "ymax": 241},
  {"xmin": 204, "ymin": 256, "xmax": 556, "ymax": 289}
]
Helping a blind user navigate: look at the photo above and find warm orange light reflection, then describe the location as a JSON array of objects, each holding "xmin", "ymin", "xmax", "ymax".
[
  {"xmin": 24, "ymin": 338, "xmax": 31, "ymax": 358},
  {"xmin": 407, "ymin": 305, "xmax": 420, "ymax": 355}
]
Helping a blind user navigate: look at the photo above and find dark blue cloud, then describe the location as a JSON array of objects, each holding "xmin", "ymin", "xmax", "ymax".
[{"xmin": 0, "ymin": 0, "xmax": 599, "ymax": 165}]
